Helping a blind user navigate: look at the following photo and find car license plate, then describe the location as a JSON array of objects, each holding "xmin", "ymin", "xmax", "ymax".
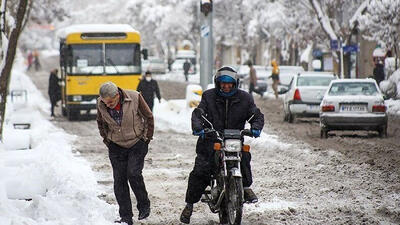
[
  {"xmin": 340, "ymin": 104, "xmax": 367, "ymax": 112},
  {"xmin": 307, "ymin": 105, "xmax": 320, "ymax": 111}
]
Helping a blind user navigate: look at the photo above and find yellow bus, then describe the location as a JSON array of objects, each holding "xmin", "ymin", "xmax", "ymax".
[{"xmin": 58, "ymin": 24, "xmax": 142, "ymax": 120}]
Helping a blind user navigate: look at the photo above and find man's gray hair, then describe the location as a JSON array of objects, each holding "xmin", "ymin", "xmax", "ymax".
[{"xmin": 99, "ymin": 81, "xmax": 118, "ymax": 98}]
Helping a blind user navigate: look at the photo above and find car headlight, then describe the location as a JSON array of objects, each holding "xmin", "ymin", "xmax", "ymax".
[
  {"xmin": 224, "ymin": 139, "xmax": 241, "ymax": 152},
  {"xmin": 72, "ymin": 95, "xmax": 82, "ymax": 101}
]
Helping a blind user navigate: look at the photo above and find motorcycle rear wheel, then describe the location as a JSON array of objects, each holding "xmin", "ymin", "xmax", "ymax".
[{"xmin": 226, "ymin": 176, "xmax": 243, "ymax": 225}]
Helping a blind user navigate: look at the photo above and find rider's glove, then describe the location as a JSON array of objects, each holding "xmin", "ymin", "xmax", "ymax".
[
  {"xmin": 193, "ymin": 129, "xmax": 205, "ymax": 139},
  {"xmin": 251, "ymin": 129, "xmax": 261, "ymax": 138}
]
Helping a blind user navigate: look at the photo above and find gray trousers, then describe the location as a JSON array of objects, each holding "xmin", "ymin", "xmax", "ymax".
[{"xmin": 108, "ymin": 140, "xmax": 150, "ymax": 221}]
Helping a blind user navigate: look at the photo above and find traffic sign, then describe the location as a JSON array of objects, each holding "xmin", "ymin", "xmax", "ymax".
[
  {"xmin": 330, "ymin": 40, "xmax": 339, "ymax": 51},
  {"xmin": 343, "ymin": 44, "xmax": 359, "ymax": 53}
]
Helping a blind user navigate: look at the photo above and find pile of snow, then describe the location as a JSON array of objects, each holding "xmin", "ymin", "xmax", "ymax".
[
  {"xmin": 0, "ymin": 53, "xmax": 116, "ymax": 225},
  {"xmin": 380, "ymin": 68, "xmax": 400, "ymax": 100}
]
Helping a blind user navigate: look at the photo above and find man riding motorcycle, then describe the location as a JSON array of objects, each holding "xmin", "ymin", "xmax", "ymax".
[{"xmin": 180, "ymin": 66, "xmax": 265, "ymax": 224}]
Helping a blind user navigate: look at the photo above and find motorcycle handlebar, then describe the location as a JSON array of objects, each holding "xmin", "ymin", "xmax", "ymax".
[
  {"xmin": 203, "ymin": 128, "xmax": 253, "ymax": 138},
  {"xmin": 241, "ymin": 129, "xmax": 253, "ymax": 137}
]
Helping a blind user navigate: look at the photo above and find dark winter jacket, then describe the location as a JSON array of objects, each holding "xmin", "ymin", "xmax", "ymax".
[
  {"xmin": 373, "ymin": 64, "xmax": 385, "ymax": 85},
  {"xmin": 48, "ymin": 72, "xmax": 60, "ymax": 103},
  {"xmin": 183, "ymin": 61, "xmax": 191, "ymax": 74},
  {"xmin": 136, "ymin": 79, "xmax": 161, "ymax": 109},
  {"xmin": 192, "ymin": 88, "xmax": 264, "ymax": 134}
]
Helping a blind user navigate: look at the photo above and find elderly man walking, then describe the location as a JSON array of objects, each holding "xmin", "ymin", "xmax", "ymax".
[{"xmin": 96, "ymin": 81, "xmax": 154, "ymax": 225}]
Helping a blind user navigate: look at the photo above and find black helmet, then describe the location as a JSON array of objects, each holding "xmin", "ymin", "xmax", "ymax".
[{"xmin": 214, "ymin": 66, "xmax": 239, "ymax": 97}]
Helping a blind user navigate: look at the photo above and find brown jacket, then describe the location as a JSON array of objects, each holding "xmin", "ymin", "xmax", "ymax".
[
  {"xmin": 96, "ymin": 89, "xmax": 154, "ymax": 149},
  {"xmin": 249, "ymin": 66, "xmax": 257, "ymax": 86}
]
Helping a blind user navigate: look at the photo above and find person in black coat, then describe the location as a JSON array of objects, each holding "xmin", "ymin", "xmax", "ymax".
[
  {"xmin": 136, "ymin": 71, "xmax": 161, "ymax": 111},
  {"xmin": 373, "ymin": 60, "xmax": 385, "ymax": 86},
  {"xmin": 183, "ymin": 59, "xmax": 191, "ymax": 82},
  {"xmin": 180, "ymin": 66, "xmax": 264, "ymax": 224},
  {"xmin": 48, "ymin": 68, "xmax": 60, "ymax": 117}
]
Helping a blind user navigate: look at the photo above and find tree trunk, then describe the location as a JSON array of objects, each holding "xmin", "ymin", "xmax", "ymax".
[
  {"xmin": 0, "ymin": 0, "xmax": 28, "ymax": 141},
  {"xmin": 394, "ymin": 44, "xmax": 398, "ymax": 71}
]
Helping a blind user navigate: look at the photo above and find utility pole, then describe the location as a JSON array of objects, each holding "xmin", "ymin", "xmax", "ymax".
[
  {"xmin": 340, "ymin": 37, "xmax": 344, "ymax": 79},
  {"xmin": 199, "ymin": 0, "xmax": 213, "ymax": 90}
]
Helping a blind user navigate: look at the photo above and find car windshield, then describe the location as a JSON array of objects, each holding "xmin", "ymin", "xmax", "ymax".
[
  {"xmin": 297, "ymin": 76, "xmax": 335, "ymax": 87},
  {"xmin": 328, "ymin": 82, "xmax": 378, "ymax": 96}
]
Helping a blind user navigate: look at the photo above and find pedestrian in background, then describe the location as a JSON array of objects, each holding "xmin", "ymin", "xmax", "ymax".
[
  {"xmin": 27, "ymin": 51, "xmax": 34, "ymax": 71},
  {"xmin": 33, "ymin": 49, "xmax": 41, "ymax": 71},
  {"xmin": 247, "ymin": 60, "xmax": 263, "ymax": 97},
  {"xmin": 96, "ymin": 81, "xmax": 153, "ymax": 225},
  {"xmin": 137, "ymin": 71, "xmax": 161, "ymax": 111},
  {"xmin": 270, "ymin": 59, "xmax": 280, "ymax": 99},
  {"xmin": 48, "ymin": 68, "xmax": 60, "ymax": 117},
  {"xmin": 373, "ymin": 60, "xmax": 385, "ymax": 87},
  {"xmin": 183, "ymin": 59, "xmax": 191, "ymax": 82}
]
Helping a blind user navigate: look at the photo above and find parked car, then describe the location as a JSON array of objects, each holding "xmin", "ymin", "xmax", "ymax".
[
  {"xmin": 283, "ymin": 72, "xmax": 337, "ymax": 123},
  {"xmin": 142, "ymin": 57, "xmax": 166, "ymax": 74},
  {"xmin": 239, "ymin": 65, "xmax": 268, "ymax": 94},
  {"xmin": 240, "ymin": 65, "xmax": 304, "ymax": 95},
  {"xmin": 266, "ymin": 66, "xmax": 305, "ymax": 93},
  {"xmin": 319, "ymin": 79, "xmax": 388, "ymax": 138}
]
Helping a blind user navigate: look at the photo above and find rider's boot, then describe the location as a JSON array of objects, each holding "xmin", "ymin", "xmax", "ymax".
[
  {"xmin": 180, "ymin": 203, "xmax": 193, "ymax": 224},
  {"xmin": 244, "ymin": 187, "xmax": 258, "ymax": 203}
]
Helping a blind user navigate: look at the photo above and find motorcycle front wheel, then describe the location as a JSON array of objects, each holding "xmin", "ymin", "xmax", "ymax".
[{"xmin": 226, "ymin": 175, "xmax": 243, "ymax": 225}]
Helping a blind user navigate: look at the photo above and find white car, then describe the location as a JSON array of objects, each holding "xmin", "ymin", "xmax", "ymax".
[
  {"xmin": 142, "ymin": 57, "xmax": 166, "ymax": 74},
  {"xmin": 319, "ymin": 79, "xmax": 388, "ymax": 138},
  {"xmin": 283, "ymin": 72, "xmax": 337, "ymax": 123}
]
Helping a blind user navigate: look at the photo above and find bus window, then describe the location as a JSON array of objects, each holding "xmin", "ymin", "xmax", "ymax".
[
  {"xmin": 68, "ymin": 44, "xmax": 104, "ymax": 75},
  {"xmin": 105, "ymin": 44, "xmax": 141, "ymax": 74}
]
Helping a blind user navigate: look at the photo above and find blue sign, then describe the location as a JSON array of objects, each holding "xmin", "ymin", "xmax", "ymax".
[
  {"xmin": 312, "ymin": 49, "xmax": 323, "ymax": 58},
  {"xmin": 343, "ymin": 44, "xmax": 359, "ymax": 53},
  {"xmin": 330, "ymin": 40, "xmax": 339, "ymax": 51}
]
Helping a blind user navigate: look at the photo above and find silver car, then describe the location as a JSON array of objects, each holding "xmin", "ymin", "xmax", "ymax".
[
  {"xmin": 283, "ymin": 72, "xmax": 337, "ymax": 123},
  {"xmin": 319, "ymin": 79, "xmax": 388, "ymax": 138}
]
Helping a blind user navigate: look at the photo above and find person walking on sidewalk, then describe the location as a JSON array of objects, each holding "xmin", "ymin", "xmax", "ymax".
[
  {"xmin": 183, "ymin": 59, "xmax": 191, "ymax": 82},
  {"xmin": 270, "ymin": 59, "xmax": 280, "ymax": 99},
  {"xmin": 247, "ymin": 60, "xmax": 264, "ymax": 97},
  {"xmin": 137, "ymin": 71, "xmax": 161, "ymax": 111},
  {"xmin": 48, "ymin": 68, "xmax": 60, "ymax": 117},
  {"xmin": 96, "ymin": 81, "xmax": 154, "ymax": 225}
]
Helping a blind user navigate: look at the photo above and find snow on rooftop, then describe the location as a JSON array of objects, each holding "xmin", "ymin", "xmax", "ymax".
[{"xmin": 56, "ymin": 24, "xmax": 138, "ymax": 39}]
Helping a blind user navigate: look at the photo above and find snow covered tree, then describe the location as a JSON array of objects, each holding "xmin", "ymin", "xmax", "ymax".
[
  {"xmin": 359, "ymin": 0, "xmax": 400, "ymax": 70},
  {"xmin": 0, "ymin": 0, "xmax": 28, "ymax": 141}
]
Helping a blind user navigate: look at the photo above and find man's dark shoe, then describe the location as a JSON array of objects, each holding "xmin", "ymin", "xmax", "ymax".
[
  {"xmin": 244, "ymin": 188, "xmax": 258, "ymax": 203},
  {"xmin": 180, "ymin": 203, "xmax": 193, "ymax": 224},
  {"xmin": 114, "ymin": 218, "xmax": 133, "ymax": 225},
  {"xmin": 138, "ymin": 207, "xmax": 150, "ymax": 220}
]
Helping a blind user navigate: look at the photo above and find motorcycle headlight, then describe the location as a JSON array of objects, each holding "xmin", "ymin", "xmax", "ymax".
[{"xmin": 224, "ymin": 139, "xmax": 241, "ymax": 152}]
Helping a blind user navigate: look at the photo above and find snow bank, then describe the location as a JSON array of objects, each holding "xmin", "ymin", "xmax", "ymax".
[
  {"xmin": 381, "ymin": 68, "xmax": 400, "ymax": 100},
  {"xmin": 0, "ymin": 53, "xmax": 116, "ymax": 225}
]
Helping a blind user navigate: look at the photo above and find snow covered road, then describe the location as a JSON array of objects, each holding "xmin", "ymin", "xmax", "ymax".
[{"xmin": 22, "ymin": 54, "xmax": 400, "ymax": 224}]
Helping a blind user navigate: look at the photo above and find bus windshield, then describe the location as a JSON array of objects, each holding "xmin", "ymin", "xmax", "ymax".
[
  {"xmin": 105, "ymin": 44, "xmax": 141, "ymax": 74},
  {"xmin": 67, "ymin": 43, "xmax": 141, "ymax": 75}
]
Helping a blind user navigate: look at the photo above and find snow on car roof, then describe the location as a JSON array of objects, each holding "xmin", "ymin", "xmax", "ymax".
[
  {"xmin": 331, "ymin": 78, "xmax": 376, "ymax": 83},
  {"xmin": 57, "ymin": 24, "xmax": 138, "ymax": 38},
  {"xmin": 298, "ymin": 71, "xmax": 336, "ymax": 77}
]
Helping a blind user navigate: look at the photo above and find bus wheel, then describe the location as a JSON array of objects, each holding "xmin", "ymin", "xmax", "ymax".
[
  {"xmin": 62, "ymin": 106, "xmax": 67, "ymax": 116},
  {"xmin": 67, "ymin": 109, "xmax": 79, "ymax": 121}
]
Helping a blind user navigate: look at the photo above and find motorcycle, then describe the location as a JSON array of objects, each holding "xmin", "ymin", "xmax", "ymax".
[{"xmin": 194, "ymin": 108, "xmax": 255, "ymax": 225}]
